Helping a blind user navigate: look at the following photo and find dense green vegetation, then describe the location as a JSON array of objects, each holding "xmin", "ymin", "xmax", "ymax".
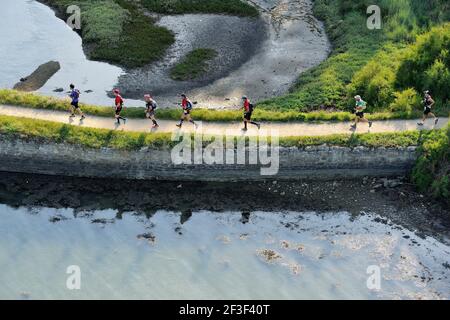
[
  {"xmin": 0, "ymin": 115, "xmax": 424, "ymax": 151},
  {"xmin": 412, "ymin": 122, "xmax": 449, "ymax": 204},
  {"xmin": 40, "ymin": 0, "xmax": 175, "ymax": 68},
  {"xmin": 170, "ymin": 49, "xmax": 218, "ymax": 81},
  {"xmin": 259, "ymin": 0, "xmax": 450, "ymax": 117},
  {"xmin": 140, "ymin": 0, "xmax": 259, "ymax": 17},
  {"xmin": 0, "ymin": 89, "xmax": 432, "ymax": 122}
]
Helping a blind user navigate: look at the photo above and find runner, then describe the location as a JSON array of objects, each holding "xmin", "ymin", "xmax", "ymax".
[
  {"xmin": 176, "ymin": 94, "xmax": 198, "ymax": 128},
  {"xmin": 418, "ymin": 90, "xmax": 439, "ymax": 126},
  {"xmin": 69, "ymin": 84, "xmax": 85, "ymax": 120},
  {"xmin": 350, "ymin": 95, "xmax": 372, "ymax": 130},
  {"xmin": 241, "ymin": 96, "xmax": 260, "ymax": 131},
  {"xmin": 144, "ymin": 94, "xmax": 159, "ymax": 128},
  {"xmin": 113, "ymin": 89, "xmax": 127, "ymax": 125}
]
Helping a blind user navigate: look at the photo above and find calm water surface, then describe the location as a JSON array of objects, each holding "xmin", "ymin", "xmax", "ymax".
[{"xmin": 0, "ymin": 204, "xmax": 448, "ymax": 299}]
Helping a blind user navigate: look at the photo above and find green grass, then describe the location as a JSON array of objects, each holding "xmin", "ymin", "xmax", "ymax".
[
  {"xmin": 40, "ymin": 0, "xmax": 175, "ymax": 68},
  {"xmin": 1, "ymin": 89, "xmax": 438, "ymax": 122},
  {"xmin": 258, "ymin": 0, "xmax": 450, "ymax": 115},
  {"xmin": 412, "ymin": 122, "xmax": 449, "ymax": 204},
  {"xmin": 0, "ymin": 115, "xmax": 425, "ymax": 151},
  {"xmin": 170, "ymin": 49, "xmax": 218, "ymax": 81},
  {"xmin": 140, "ymin": 0, "xmax": 259, "ymax": 17}
]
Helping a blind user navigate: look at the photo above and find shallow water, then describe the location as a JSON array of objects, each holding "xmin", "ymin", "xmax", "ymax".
[
  {"xmin": 0, "ymin": 0, "xmax": 144, "ymax": 106},
  {"xmin": 0, "ymin": 204, "xmax": 448, "ymax": 300}
]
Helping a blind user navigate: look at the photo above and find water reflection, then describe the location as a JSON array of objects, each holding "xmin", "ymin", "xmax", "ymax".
[
  {"xmin": 0, "ymin": 0, "xmax": 144, "ymax": 106},
  {"xmin": 0, "ymin": 204, "xmax": 449, "ymax": 300}
]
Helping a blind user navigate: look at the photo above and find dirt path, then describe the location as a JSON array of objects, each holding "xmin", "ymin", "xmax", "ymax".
[{"xmin": 1, "ymin": 105, "xmax": 447, "ymax": 136}]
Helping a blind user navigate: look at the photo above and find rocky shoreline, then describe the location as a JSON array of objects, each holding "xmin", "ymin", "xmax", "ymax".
[
  {"xmin": 13, "ymin": 61, "xmax": 60, "ymax": 92},
  {"xmin": 0, "ymin": 172, "xmax": 448, "ymax": 242}
]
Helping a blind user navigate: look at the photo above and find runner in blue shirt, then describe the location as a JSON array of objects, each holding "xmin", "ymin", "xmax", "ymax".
[{"xmin": 69, "ymin": 84, "xmax": 85, "ymax": 120}]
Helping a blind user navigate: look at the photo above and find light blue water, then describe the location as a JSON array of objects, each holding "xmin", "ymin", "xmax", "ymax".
[
  {"xmin": 0, "ymin": 0, "xmax": 144, "ymax": 106},
  {"xmin": 0, "ymin": 204, "xmax": 448, "ymax": 300}
]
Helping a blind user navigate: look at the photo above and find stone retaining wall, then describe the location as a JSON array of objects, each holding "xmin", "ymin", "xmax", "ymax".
[{"xmin": 0, "ymin": 136, "xmax": 418, "ymax": 181}]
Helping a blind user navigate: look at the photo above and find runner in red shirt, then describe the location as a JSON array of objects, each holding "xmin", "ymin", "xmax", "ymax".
[
  {"xmin": 113, "ymin": 89, "xmax": 127, "ymax": 125},
  {"xmin": 242, "ymin": 96, "xmax": 260, "ymax": 131},
  {"xmin": 176, "ymin": 94, "xmax": 198, "ymax": 128}
]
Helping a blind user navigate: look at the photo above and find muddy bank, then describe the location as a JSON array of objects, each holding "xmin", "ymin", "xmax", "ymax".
[
  {"xmin": 117, "ymin": 14, "xmax": 267, "ymax": 104},
  {"xmin": 118, "ymin": 0, "xmax": 331, "ymax": 108},
  {"xmin": 0, "ymin": 172, "xmax": 448, "ymax": 241}
]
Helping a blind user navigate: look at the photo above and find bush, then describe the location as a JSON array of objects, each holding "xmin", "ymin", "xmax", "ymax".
[
  {"xmin": 396, "ymin": 23, "xmax": 450, "ymax": 106},
  {"xmin": 389, "ymin": 88, "xmax": 420, "ymax": 114},
  {"xmin": 258, "ymin": 0, "xmax": 450, "ymax": 114},
  {"xmin": 80, "ymin": 1, "xmax": 130, "ymax": 44},
  {"xmin": 412, "ymin": 122, "xmax": 450, "ymax": 204},
  {"xmin": 0, "ymin": 114, "xmax": 424, "ymax": 151},
  {"xmin": 347, "ymin": 45, "xmax": 406, "ymax": 109}
]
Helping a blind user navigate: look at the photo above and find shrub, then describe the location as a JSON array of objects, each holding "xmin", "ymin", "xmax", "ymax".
[
  {"xmin": 396, "ymin": 23, "xmax": 450, "ymax": 106},
  {"xmin": 258, "ymin": 0, "xmax": 450, "ymax": 114},
  {"xmin": 412, "ymin": 123, "xmax": 450, "ymax": 204},
  {"xmin": 389, "ymin": 88, "xmax": 420, "ymax": 114}
]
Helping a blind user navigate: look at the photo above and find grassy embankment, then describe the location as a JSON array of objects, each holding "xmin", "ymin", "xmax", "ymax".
[
  {"xmin": 259, "ymin": 0, "xmax": 449, "ymax": 118},
  {"xmin": 0, "ymin": 113, "xmax": 428, "ymax": 151},
  {"xmin": 0, "ymin": 113, "xmax": 447, "ymax": 202},
  {"xmin": 412, "ymin": 123, "xmax": 449, "ymax": 204},
  {"xmin": 170, "ymin": 49, "xmax": 218, "ymax": 81},
  {"xmin": 0, "ymin": 89, "xmax": 437, "ymax": 122}
]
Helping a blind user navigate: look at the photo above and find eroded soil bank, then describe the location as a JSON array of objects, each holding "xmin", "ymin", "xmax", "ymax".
[{"xmin": 1, "ymin": 172, "xmax": 448, "ymax": 243}]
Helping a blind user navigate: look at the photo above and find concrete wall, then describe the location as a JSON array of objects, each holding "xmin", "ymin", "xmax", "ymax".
[{"xmin": 0, "ymin": 136, "xmax": 418, "ymax": 181}]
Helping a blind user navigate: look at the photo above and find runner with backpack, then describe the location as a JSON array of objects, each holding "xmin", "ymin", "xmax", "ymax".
[
  {"xmin": 242, "ymin": 96, "xmax": 260, "ymax": 131},
  {"xmin": 144, "ymin": 94, "xmax": 159, "ymax": 128},
  {"xmin": 113, "ymin": 89, "xmax": 127, "ymax": 125},
  {"xmin": 418, "ymin": 90, "xmax": 439, "ymax": 126},
  {"xmin": 350, "ymin": 95, "xmax": 372, "ymax": 130},
  {"xmin": 69, "ymin": 84, "xmax": 85, "ymax": 120},
  {"xmin": 176, "ymin": 94, "xmax": 198, "ymax": 129}
]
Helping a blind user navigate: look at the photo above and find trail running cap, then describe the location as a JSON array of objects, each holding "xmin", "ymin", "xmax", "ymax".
[
  {"xmin": 113, "ymin": 89, "xmax": 120, "ymax": 94},
  {"xmin": 354, "ymin": 95, "xmax": 361, "ymax": 100}
]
